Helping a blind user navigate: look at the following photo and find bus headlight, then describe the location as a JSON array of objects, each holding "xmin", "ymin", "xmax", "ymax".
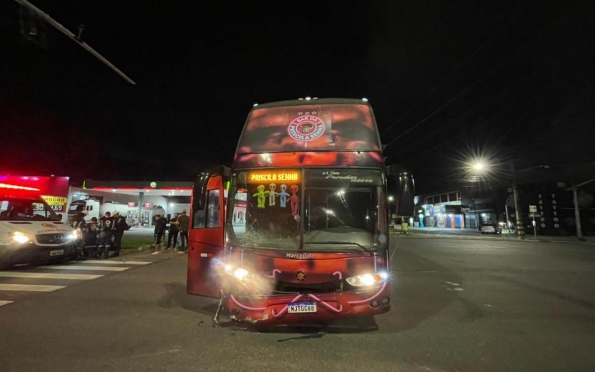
[
  {"xmin": 224, "ymin": 264, "xmax": 252, "ymax": 281},
  {"xmin": 346, "ymin": 271, "xmax": 388, "ymax": 287},
  {"xmin": 11, "ymin": 231, "xmax": 32, "ymax": 244}
]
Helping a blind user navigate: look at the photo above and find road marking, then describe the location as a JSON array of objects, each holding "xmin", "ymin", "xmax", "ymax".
[
  {"xmin": 0, "ymin": 284, "xmax": 66, "ymax": 292},
  {"xmin": 0, "ymin": 272, "xmax": 103, "ymax": 280},
  {"xmin": 0, "ymin": 300, "xmax": 14, "ymax": 307},
  {"xmin": 43, "ymin": 265, "xmax": 129, "ymax": 272},
  {"xmin": 390, "ymin": 248, "xmax": 397, "ymax": 262},
  {"xmin": 83, "ymin": 260, "xmax": 151, "ymax": 265}
]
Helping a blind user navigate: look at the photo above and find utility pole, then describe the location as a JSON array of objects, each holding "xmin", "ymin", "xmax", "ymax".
[
  {"xmin": 566, "ymin": 179, "xmax": 595, "ymax": 241},
  {"xmin": 572, "ymin": 188, "xmax": 583, "ymax": 241},
  {"xmin": 510, "ymin": 163, "xmax": 524, "ymax": 239}
]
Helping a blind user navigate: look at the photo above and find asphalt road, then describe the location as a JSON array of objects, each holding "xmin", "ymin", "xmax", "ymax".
[{"xmin": 1, "ymin": 236, "xmax": 594, "ymax": 372}]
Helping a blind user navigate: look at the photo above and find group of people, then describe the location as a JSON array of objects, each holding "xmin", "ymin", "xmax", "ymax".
[
  {"xmin": 152, "ymin": 209, "xmax": 189, "ymax": 255},
  {"xmin": 72, "ymin": 210, "xmax": 130, "ymax": 259}
]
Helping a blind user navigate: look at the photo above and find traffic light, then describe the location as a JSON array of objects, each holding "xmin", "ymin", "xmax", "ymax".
[{"xmin": 19, "ymin": 5, "xmax": 48, "ymax": 50}]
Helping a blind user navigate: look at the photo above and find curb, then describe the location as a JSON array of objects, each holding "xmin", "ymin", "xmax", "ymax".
[{"xmin": 390, "ymin": 232, "xmax": 595, "ymax": 245}]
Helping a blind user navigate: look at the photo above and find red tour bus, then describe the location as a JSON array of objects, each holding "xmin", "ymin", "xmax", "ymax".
[{"xmin": 187, "ymin": 98, "xmax": 391, "ymax": 326}]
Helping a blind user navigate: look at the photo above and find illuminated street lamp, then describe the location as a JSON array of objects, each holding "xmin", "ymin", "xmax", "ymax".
[{"xmin": 469, "ymin": 160, "xmax": 522, "ymax": 239}]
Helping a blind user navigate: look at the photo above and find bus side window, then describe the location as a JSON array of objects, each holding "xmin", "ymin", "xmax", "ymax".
[
  {"xmin": 193, "ymin": 195, "xmax": 206, "ymax": 229},
  {"xmin": 206, "ymin": 190, "xmax": 220, "ymax": 228},
  {"xmin": 193, "ymin": 190, "xmax": 220, "ymax": 229}
]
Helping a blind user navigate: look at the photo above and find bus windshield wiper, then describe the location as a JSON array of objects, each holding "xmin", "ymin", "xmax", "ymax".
[{"xmin": 303, "ymin": 241, "xmax": 371, "ymax": 253}]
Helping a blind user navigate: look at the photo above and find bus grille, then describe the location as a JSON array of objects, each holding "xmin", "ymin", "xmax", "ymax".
[{"xmin": 275, "ymin": 280, "xmax": 341, "ymax": 294}]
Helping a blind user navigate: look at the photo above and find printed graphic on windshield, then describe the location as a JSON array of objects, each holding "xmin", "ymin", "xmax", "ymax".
[{"xmin": 236, "ymin": 104, "xmax": 382, "ymax": 154}]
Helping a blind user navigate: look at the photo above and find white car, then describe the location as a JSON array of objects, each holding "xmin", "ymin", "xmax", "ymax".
[{"xmin": 1, "ymin": 194, "xmax": 80, "ymax": 268}]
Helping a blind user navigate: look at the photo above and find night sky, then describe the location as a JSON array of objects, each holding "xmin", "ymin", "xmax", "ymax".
[{"xmin": 1, "ymin": 0, "xmax": 595, "ymax": 193}]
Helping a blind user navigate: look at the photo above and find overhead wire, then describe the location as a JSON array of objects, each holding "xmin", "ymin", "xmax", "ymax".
[
  {"xmin": 380, "ymin": 3, "xmax": 530, "ymax": 137},
  {"xmin": 392, "ymin": 26, "xmax": 595, "ymax": 160},
  {"xmin": 396, "ymin": 57, "xmax": 595, "ymax": 165},
  {"xmin": 382, "ymin": 1, "xmax": 587, "ymax": 151}
]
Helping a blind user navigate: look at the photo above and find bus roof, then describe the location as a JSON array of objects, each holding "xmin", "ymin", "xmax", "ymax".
[{"xmin": 250, "ymin": 98, "xmax": 371, "ymax": 110}]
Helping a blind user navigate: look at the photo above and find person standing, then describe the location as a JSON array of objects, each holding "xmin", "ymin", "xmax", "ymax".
[
  {"xmin": 72, "ymin": 210, "xmax": 88, "ymax": 260},
  {"xmin": 112, "ymin": 212, "xmax": 130, "ymax": 257},
  {"xmin": 177, "ymin": 209, "xmax": 189, "ymax": 253},
  {"xmin": 98, "ymin": 211, "xmax": 115, "ymax": 259},
  {"xmin": 84, "ymin": 217, "xmax": 99, "ymax": 259},
  {"xmin": 152, "ymin": 214, "xmax": 167, "ymax": 255},
  {"xmin": 166, "ymin": 212, "xmax": 180, "ymax": 251}
]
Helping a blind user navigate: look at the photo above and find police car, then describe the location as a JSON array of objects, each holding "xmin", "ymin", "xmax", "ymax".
[{"xmin": 0, "ymin": 191, "xmax": 80, "ymax": 268}]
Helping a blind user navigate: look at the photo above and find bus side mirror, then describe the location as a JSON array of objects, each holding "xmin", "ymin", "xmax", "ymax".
[
  {"xmin": 192, "ymin": 165, "xmax": 230, "ymax": 213},
  {"xmin": 192, "ymin": 169, "xmax": 210, "ymax": 212}
]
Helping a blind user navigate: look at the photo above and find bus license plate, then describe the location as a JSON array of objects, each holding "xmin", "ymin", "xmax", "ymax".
[
  {"xmin": 288, "ymin": 301, "xmax": 317, "ymax": 313},
  {"xmin": 50, "ymin": 250, "xmax": 64, "ymax": 256}
]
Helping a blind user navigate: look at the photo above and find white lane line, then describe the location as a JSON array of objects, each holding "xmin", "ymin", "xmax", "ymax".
[
  {"xmin": 0, "ymin": 284, "xmax": 66, "ymax": 292},
  {"xmin": 390, "ymin": 248, "xmax": 397, "ymax": 262},
  {"xmin": 83, "ymin": 260, "xmax": 152, "ymax": 265},
  {"xmin": 42, "ymin": 265, "xmax": 129, "ymax": 272},
  {"xmin": 0, "ymin": 272, "xmax": 103, "ymax": 280},
  {"xmin": 0, "ymin": 300, "xmax": 14, "ymax": 307}
]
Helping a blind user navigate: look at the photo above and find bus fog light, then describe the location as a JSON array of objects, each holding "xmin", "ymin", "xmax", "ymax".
[
  {"xmin": 382, "ymin": 297, "xmax": 390, "ymax": 305},
  {"xmin": 371, "ymin": 300, "xmax": 380, "ymax": 308}
]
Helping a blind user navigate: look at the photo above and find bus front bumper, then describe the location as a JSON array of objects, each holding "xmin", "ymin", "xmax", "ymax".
[{"xmin": 226, "ymin": 282, "xmax": 391, "ymax": 325}]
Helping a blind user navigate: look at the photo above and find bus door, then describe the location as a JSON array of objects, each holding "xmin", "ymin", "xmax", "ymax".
[{"xmin": 187, "ymin": 166, "xmax": 229, "ymax": 298}]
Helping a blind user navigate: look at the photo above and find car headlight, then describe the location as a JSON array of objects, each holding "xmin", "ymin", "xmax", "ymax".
[
  {"xmin": 10, "ymin": 231, "xmax": 32, "ymax": 244},
  {"xmin": 71, "ymin": 230, "xmax": 82, "ymax": 241},
  {"xmin": 346, "ymin": 271, "xmax": 388, "ymax": 287},
  {"xmin": 224, "ymin": 264, "xmax": 252, "ymax": 281}
]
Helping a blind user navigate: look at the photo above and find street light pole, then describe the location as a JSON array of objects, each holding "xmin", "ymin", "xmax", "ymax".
[{"xmin": 510, "ymin": 163, "xmax": 524, "ymax": 240}]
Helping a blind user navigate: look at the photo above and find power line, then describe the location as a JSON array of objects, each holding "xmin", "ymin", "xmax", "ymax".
[
  {"xmin": 383, "ymin": 1, "xmax": 586, "ymax": 150},
  {"xmin": 395, "ymin": 60, "xmax": 595, "ymax": 165},
  {"xmin": 404, "ymin": 29, "xmax": 595, "ymax": 159},
  {"xmin": 380, "ymin": 3, "xmax": 530, "ymax": 136}
]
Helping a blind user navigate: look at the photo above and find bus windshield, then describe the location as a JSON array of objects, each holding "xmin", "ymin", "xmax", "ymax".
[{"xmin": 226, "ymin": 168, "xmax": 388, "ymax": 251}]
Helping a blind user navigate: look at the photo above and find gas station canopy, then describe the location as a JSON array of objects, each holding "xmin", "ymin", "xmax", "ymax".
[{"xmin": 81, "ymin": 180, "xmax": 193, "ymax": 196}]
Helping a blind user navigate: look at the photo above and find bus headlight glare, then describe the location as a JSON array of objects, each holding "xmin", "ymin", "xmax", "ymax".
[
  {"xmin": 224, "ymin": 264, "xmax": 252, "ymax": 281},
  {"xmin": 346, "ymin": 271, "xmax": 388, "ymax": 287}
]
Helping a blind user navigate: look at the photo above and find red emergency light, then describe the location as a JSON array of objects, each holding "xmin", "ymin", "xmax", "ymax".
[{"xmin": 0, "ymin": 183, "xmax": 40, "ymax": 191}]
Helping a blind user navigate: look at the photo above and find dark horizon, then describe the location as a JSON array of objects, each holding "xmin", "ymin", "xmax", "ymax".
[{"xmin": 2, "ymin": 0, "xmax": 595, "ymax": 193}]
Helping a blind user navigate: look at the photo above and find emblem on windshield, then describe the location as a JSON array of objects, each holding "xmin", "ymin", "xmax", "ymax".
[
  {"xmin": 296, "ymin": 270, "xmax": 306, "ymax": 282},
  {"xmin": 288, "ymin": 114, "xmax": 325, "ymax": 141}
]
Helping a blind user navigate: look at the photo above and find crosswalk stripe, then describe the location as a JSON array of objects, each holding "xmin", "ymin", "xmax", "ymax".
[
  {"xmin": 0, "ymin": 272, "xmax": 103, "ymax": 280},
  {"xmin": 83, "ymin": 260, "xmax": 152, "ymax": 265},
  {"xmin": 0, "ymin": 284, "xmax": 66, "ymax": 292},
  {"xmin": 42, "ymin": 265, "xmax": 129, "ymax": 272},
  {"xmin": 0, "ymin": 300, "xmax": 14, "ymax": 307}
]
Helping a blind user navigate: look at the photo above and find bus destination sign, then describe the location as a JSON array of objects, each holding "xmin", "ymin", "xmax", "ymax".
[{"xmin": 248, "ymin": 171, "xmax": 300, "ymax": 182}]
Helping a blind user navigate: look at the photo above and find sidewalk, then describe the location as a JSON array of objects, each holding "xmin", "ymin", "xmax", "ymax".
[{"xmin": 392, "ymin": 226, "xmax": 595, "ymax": 245}]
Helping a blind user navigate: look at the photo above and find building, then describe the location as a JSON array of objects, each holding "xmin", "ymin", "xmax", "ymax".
[
  {"xmin": 413, "ymin": 163, "xmax": 595, "ymax": 236},
  {"xmin": 68, "ymin": 179, "xmax": 192, "ymax": 226}
]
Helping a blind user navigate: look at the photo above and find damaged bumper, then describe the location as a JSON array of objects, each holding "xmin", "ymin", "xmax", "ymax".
[{"xmin": 226, "ymin": 282, "xmax": 391, "ymax": 324}]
